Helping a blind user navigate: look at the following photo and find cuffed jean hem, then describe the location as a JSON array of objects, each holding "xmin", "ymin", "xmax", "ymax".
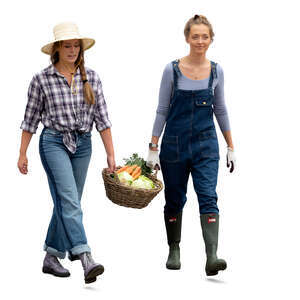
[
  {"xmin": 43, "ymin": 244, "xmax": 66, "ymax": 259},
  {"xmin": 70, "ymin": 244, "xmax": 91, "ymax": 255}
]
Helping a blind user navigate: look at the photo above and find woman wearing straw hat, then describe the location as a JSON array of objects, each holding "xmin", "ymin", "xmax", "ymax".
[
  {"xmin": 17, "ymin": 22, "xmax": 115, "ymax": 284},
  {"xmin": 147, "ymin": 14, "xmax": 236, "ymax": 276}
]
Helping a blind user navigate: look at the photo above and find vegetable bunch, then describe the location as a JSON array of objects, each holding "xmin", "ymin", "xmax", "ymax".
[
  {"xmin": 116, "ymin": 164, "xmax": 141, "ymax": 180},
  {"xmin": 110, "ymin": 153, "xmax": 155, "ymax": 189},
  {"xmin": 122, "ymin": 153, "xmax": 152, "ymax": 176}
]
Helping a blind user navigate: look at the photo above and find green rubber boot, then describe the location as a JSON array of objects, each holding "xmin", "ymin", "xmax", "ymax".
[
  {"xmin": 200, "ymin": 214, "xmax": 227, "ymax": 276},
  {"xmin": 164, "ymin": 212, "xmax": 182, "ymax": 270}
]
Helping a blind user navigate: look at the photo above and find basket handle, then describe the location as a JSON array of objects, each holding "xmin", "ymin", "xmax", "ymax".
[
  {"xmin": 113, "ymin": 170, "xmax": 121, "ymax": 184},
  {"xmin": 153, "ymin": 166, "xmax": 160, "ymax": 178},
  {"xmin": 107, "ymin": 167, "xmax": 121, "ymax": 184}
]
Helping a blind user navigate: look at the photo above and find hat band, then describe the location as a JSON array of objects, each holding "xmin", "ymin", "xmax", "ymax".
[{"xmin": 54, "ymin": 30, "xmax": 82, "ymax": 41}]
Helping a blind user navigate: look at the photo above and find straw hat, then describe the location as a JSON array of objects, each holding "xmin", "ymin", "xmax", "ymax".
[{"xmin": 41, "ymin": 22, "xmax": 95, "ymax": 55}]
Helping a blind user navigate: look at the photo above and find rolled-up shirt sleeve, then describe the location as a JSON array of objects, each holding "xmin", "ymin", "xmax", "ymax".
[
  {"xmin": 20, "ymin": 75, "xmax": 44, "ymax": 134},
  {"xmin": 94, "ymin": 76, "xmax": 112, "ymax": 132}
]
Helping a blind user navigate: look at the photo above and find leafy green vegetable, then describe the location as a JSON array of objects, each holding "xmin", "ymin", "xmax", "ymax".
[
  {"xmin": 131, "ymin": 175, "xmax": 155, "ymax": 189},
  {"xmin": 117, "ymin": 171, "xmax": 133, "ymax": 186},
  {"xmin": 123, "ymin": 153, "xmax": 152, "ymax": 176}
]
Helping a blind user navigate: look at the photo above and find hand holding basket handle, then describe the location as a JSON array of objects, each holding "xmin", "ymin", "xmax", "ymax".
[
  {"xmin": 107, "ymin": 154, "xmax": 116, "ymax": 173},
  {"xmin": 146, "ymin": 149, "xmax": 161, "ymax": 171}
]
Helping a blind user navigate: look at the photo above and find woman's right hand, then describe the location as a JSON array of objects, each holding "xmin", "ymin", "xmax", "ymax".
[
  {"xmin": 18, "ymin": 154, "xmax": 28, "ymax": 175},
  {"xmin": 146, "ymin": 149, "xmax": 161, "ymax": 170}
]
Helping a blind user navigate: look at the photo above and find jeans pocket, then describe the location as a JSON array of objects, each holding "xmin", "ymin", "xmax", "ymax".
[
  {"xmin": 159, "ymin": 135, "xmax": 179, "ymax": 163},
  {"xmin": 198, "ymin": 130, "xmax": 220, "ymax": 159}
]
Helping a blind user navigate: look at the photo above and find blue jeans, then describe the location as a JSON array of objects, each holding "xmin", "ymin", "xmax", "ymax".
[{"xmin": 39, "ymin": 127, "xmax": 92, "ymax": 258}]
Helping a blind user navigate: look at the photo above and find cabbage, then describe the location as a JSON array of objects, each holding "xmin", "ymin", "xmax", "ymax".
[
  {"xmin": 118, "ymin": 171, "xmax": 133, "ymax": 185},
  {"xmin": 131, "ymin": 175, "xmax": 155, "ymax": 189}
]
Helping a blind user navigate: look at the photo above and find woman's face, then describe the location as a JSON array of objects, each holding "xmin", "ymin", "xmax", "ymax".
[
  {"xmin": 186, "ymin": 24, "xmax": 212, "ymax": 55},
  {"xmin": 58, "ymin": 39, "xmax": 81, "ymax": 65}
]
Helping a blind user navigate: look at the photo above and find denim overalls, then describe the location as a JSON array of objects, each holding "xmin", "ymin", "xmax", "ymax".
[{"xmin": 159, "ymin": 59, "xmax": 220, "ymax": 215}]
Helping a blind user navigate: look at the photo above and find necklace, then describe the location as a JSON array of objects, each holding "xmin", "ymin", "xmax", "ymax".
[{"xmin": 61, "ymin": 62, "xmax": 78, "ymax": 95}]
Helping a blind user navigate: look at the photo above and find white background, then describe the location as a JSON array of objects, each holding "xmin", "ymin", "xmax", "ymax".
[{"xmin": 1, "ymin": 0, "xmax": 300, "ymax": 299}]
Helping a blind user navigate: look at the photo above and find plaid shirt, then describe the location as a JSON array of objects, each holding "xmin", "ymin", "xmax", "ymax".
[{"xmin": 20, "ymin": 64, "xmax": 112, "ymax": 153}]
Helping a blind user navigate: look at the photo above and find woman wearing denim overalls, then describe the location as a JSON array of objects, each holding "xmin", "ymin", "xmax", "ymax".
[
  {"xmin": 17, "ymin": 23, "xmax": 116, "ymax": 284},
  {"xmin": 147, "ymin": 15, "xmax": 236, "ymax": 276}
]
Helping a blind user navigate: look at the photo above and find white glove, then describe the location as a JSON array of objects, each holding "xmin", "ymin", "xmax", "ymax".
[
  {"xmin": 146, "ymin": 149, "xmax": 161, "ymax": 170},
  {"xmin": 226, "ymin": 147, "xmax": 236, "ymax": 173}
]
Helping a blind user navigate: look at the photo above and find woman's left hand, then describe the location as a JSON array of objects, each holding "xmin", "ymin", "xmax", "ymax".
[
  {"xmin": 226, "ymin": 147, "xmax": 236, "ymax": 173},
  {"xmin": 107, "ymin": 154, "xmax": 116, "ymax": 173}
]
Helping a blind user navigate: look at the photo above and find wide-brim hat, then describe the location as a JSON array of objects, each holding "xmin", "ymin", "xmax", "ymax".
[{"xmin": 41, "ymin": 22, "xmax": 95, "ymax": 55}]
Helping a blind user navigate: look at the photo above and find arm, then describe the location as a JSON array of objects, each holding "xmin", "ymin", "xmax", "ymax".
[
  {"xmin": 18, "ymin": 130, "xmax": 33, "ymax": 174},
  {"xmin": 94, "ymin": 74, "xmax": 115, "ymax": 172},
  {"xmin": 18, "ymin": 75, "xmax": 44, "ymax": 175},
  {"xmin": 147, "ymin": 64, "xmax": 173, "ymax": 169},
  {"xmin": 150, "ymin": 63, "xmax": 173, "ymax": 151},
  {"xmin": 19, "ymin": 130, "xmax": 33, "ymax": 155},
  {"xmin": 213, "ymin": 65, "xmax": 236, "ymax": 172},
  {"xmin": 20, "ymin": 75, "xmax": 44, "ymax": 134},
  {"xmin": 99, "ymin": 127, "xmax": 116, "ymax": 173},
  {"xmin": 99, "ymin": 127, "xmax": 114, "ymax": 156},
  {"xmin": 222, "ymin": 130, "xmax": 234, "ymax": 151},
  {"xmin": 150, "ymin": 136, "xmax": 159, "ymax": 151},
  {"xmin": 213, "ymin": 65, "xmax": 234, "ymax": 150}
]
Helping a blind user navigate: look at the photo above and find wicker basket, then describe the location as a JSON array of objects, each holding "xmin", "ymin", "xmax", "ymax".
[{"xmin": 102, "ymin": 166, "xmax": 163, "ymax": 209}]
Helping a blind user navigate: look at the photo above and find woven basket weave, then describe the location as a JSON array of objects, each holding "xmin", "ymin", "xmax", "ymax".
[{"xmin": 102, "ymin": 166, "xmax": 163, "ymax": 209}]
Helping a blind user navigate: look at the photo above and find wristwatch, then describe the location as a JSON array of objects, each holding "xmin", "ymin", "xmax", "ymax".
[{"xmin": 149, "ymin": 142, "xmax": 159, "ymax": 149}]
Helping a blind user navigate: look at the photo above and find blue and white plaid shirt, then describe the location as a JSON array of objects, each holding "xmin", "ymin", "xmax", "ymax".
[{"xmin": 20, "ymin": 64, "xmax": 112, "ymax": 153}]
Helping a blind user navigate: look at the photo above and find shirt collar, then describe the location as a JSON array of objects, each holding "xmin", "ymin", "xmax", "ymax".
[{"xmin": 46, "ymin": 64, "xmax": 81, "ymax": 77}]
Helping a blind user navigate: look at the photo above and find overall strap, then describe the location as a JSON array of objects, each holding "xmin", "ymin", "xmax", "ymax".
[
  {"xmin": 208, "ymin": 61, "xmax": 217, "ymax": 89},
  {"xmin": 172, "ymin": 59, "xmax": 181, "ymax": 91}
]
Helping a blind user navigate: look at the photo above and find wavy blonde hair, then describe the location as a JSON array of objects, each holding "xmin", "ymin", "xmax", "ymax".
[{"xmin": 50, "ymin": 40, "xmax": 95, "ymax": 105}]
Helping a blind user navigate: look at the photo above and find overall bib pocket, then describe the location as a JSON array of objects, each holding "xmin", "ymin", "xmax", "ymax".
[
  {"xmin": 160, "ymin": 135, "xmax": 179, "ymax": 163},
  {"xmin": 195, "ymin": 97, "xmax": 213, "ymax": 107}
]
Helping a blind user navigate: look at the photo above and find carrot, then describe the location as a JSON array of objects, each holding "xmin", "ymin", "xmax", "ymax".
[
  {"xmin": 132, "ymin": 169, "xmax": 142, "ymax": 180},
  {"xmin": 116, "ymin": 165, "xmax": 130, "ymax": 174},
  {"xmin": 131, "ymin": 166, "xmax": 141, "ymax": 178},
  {"xmin": 126, "ymin": 165, "xmax": 138, "ymax": 175}
]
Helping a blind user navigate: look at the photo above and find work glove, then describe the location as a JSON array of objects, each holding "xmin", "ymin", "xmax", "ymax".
[
  {"xmin": 226, "ymin": 147, "xmax": 236, "ymax": 173},
  {"xmin": 146, "ymin": 149, "xmax": 161, "ymax": 170}
]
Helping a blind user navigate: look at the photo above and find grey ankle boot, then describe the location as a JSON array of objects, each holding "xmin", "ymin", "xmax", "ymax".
[
  {"xmin": 200, "ymin": 214, "xmax": 227, "ymax": 276},
  {"xmin": 164, "ymin": 212, "xmax": 182, "ymax": 270},
  {"xmin": 42, "ymin": 253, "xmax": 70, "ymax": 277},
  {"xmin": 79, "ymin": 252, "xmax": 104, "ymax": 284}
]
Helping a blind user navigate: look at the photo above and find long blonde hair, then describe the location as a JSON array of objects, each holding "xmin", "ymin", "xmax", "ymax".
[
  {"xmin": 184, "ymin": 14, "xmax": 215, "ymax": 42},
  {"xmin": 50, "ymin": 40, "xmax": 95, "ymax": 105}
]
